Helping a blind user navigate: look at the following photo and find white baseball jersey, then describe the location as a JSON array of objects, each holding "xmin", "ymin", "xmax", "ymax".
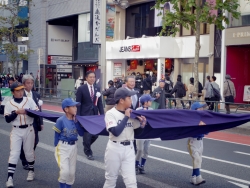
[
  {"xmin": 4, "ymin": 97, "xmax": 39, "ymax": 126},
  {"xmin": 105, "ymin": 107, "xmax": 140, "ymax": 141}
]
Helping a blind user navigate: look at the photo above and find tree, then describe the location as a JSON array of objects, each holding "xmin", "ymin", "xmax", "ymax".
[
  {"xmin": 154, "ymin": 0, "xmax": 240, "ymax": 98},
  {"xmin": 0, "ymin": 0, "xmax": 33, "ymax": 76}
]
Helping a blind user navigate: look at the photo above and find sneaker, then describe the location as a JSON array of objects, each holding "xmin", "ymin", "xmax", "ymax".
[
  {"xmin": 6, "ymin": 177, "xmax": 14, "ymax": 188},
  {"xmin": 190, "ymin": 176, "xmax": 196, "ymax": 184},
  {"xmin": 135, "ymin": 165, "xmax": 139, "ymax": 175},
  {"xmin": 138, "ymin": 166, "xmax": 145, "ymax": 174},
  {"xmin": 27, "ymin": 171, "xmax": 35, "ymax": 181},
  {"xmin": 195, "ymin": 175, "xmax": 206, "ymax": 185}
]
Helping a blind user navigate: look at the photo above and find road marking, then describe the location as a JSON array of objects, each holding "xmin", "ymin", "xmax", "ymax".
[
  {"xmin": 234, "ymin": 151, "xmax": 250, "ymax": 156},
  {"xmin": 205, "ymin": 137, "xmax": 250, "ymax": 147},
  {"xmin": 148, "ymin": 155, "xmax": 250, "ymax": 185},
  {"xmin": 0, "ymin": 128, "xmax": 175, "ymax": 188},
  {"xmin": 228, "ymin": 181, "xmax": 249, "ymax": 188},
  {"xmin": 151, "ymin": 144, "xmax": 250, "ymax": 169}
]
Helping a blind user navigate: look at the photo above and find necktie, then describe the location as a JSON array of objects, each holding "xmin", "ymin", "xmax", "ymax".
[
  {"xmin": 27, "ymin": 92, "xmax": 31, "ymax": 98},
  {"xmin": 90, "ymin": 86, "xmax": 94, "ymax": 101},
  {"xmin": 132, "ymin": 94, "xmax": 136, "ymax": 109}
]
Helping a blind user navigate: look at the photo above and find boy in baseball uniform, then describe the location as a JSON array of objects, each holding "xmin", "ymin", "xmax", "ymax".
[
  {"xmin": 53, "ymin": 98, "xmax": 84, "ymax": 188},
  {"xmin": 104, "ymin": 88, "xmax": 147, "ymax": 188},
  {"xmin": 135, "ymin": 94, "xmax": 155, "ymax": 174},
  {"xmin": 4, "ymin": 82, "xmax": 39, "ymax": 188},
  {"xmin": 188, "ymin": 102, "xmax": 206, "ymax": 185}
]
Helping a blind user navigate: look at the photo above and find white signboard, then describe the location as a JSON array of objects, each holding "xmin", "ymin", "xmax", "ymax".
[
  {"xmin": 92, "ymin": 0, "xmax": 101, "ymax": 44},
  {"xmin": 243, "ymin": 85, "xmax": 250, "ymax": 101},
  {"xmin": 57, "ymin": 68, "xmax": 73, "ymax": 73},
  {"xmin": 154, "ymin": 2, "xmax": 175, "ymax": 27},
  {"xmin": 48, "ymin": 25, "xmax": 73, "ymax": 56},
  {"xmin": 51, "ymin": 56, "xmax": 72, "ymax": 61},
  {"xmin": 18, "ymin": 45, "xmax": 27, "ymax": 54},
  {"xmin": 57, "ymin": 65, "xmax": 72, "ymax": 69},
  {"xmin": 114, "ymin": 63, "xmax": 122, "ymax": 76},
  {"xmin": 51, "ymin": 60, "xmax": 72, "ymax": 65}
]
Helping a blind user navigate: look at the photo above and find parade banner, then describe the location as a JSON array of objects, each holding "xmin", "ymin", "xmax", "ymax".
[
  {"xmin": 26, "ymin": 109, "xmax": 250, "ymax": 140},
  {"xmin": 0, "ymin": 88, "xmax": 12, "ymax": 97}
]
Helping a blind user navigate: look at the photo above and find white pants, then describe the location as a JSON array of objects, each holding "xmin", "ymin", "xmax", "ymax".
[
  {"xmin": 187, "ymin": 138, "xmax": 203, "ymax": 169},
  {"xmin": 135, "ymin": 140, "xmax": 151, "ymax": 161},
  {"xmin": 9, "ymin": 125, "xmax": 35, "ymax": 164},
  {"xmin": 55, "ymin": 140, "xmax": 77, "ymax": 185},
  {"xmin": 103, "ymin": 140, "xmax": 137, "ymax": 188}
]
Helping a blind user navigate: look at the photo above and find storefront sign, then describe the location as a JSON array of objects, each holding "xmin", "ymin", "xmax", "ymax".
[
  {"xmin": 57, "ymin": 68, "xmax": 73, "ymax": 73},
  {"xmin": 119, "ymin": 45, "xmax": 140, "ymax": 52},
  {"xmin": 51, "ymin": 60, "xmax": 72, "ymax": 65},
  {"xmin": 165, "ymin": 59, "xmax": 171, "ymax": 70},
  {"xmin": 114, "ymin": 63, "xmax": 122, "ymax": 76},
  {"xmin": 106, "ymin": 4, "xmax": 115, "ymax": 41},
  {"xmin": 243, "ymin": 85, "xmax": 250, "ymax": 101},
  {"xmin": 57, "ymin": 65, "xmax": 72, "ymax": 69},
  {"xmin": 233, "ymin": 31, "xmax": 250, "ymax": 38},
  {"xmin": 145, "ymin": 60, "xmax": 153, "ymax": 70},
  {"xmin": 50, "ymin": 56, "xmax": 72, "ymax": 61},
  {"xmin": 130, "ymin": 60, "xmax": 138, "ymax": 69},
  {"xmin": 92, "ymin": 0, "xmax": 101, "ymax": 44}
]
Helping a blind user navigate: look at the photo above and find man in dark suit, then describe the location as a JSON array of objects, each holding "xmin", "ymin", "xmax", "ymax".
[
  {"xmin": 20, "ymin": 74, "xmax": 43, "ymax": 169},
  {"xmin": 76, "ymin": 71, "xmax": 104, "ymax": 160}
]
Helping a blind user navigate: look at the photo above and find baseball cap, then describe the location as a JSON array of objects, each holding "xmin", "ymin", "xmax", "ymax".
[
  {"xmin": 191, "ymin": 102, "xmax": 206, "ymax": 110},
  {"xmin": 140, "ymin": 94, "xmax": 155, "ymax": 104},
  {"xmin": 10, "ymin": 82, "xmax": 25, "ymax": 92},
  {"xmin": 62, "ymin": 98, "xmax": 80, "ymax": 110},
  {"xmin": 159, "ymin": 79, "xmax": 165, "ymax": 83},
  {"xmin": 114, "ymin": 88, "xmax": 138, "ymax": 103}
]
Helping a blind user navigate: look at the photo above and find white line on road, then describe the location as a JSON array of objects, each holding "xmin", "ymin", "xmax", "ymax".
[
  {"xmin": 234, "ymin": 151, "xmax": 250, "ymax": 156},
  {"xmin": 228, "ymin": 181, "xmax": 249, "ymax": 188},
  {"xmin": 0, "ymin": 129, "xmax": 175, "ymax": 188},
  {"xmin": 205, "ymin": 137, "xmax": 250, "ymax": 147},
  {"xmin": 148, "ymin": 155, "xmax": 250, "ymax": 185},
  {"xmin": 151, "ymin": 144, "xmax": 250, "ymax": 169}
]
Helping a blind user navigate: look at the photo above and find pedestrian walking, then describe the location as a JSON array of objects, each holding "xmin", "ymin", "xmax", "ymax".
[
  {"xmin": 223, "ymin": 74, "xmax": 236, "ymax": 114},
  {"xmin": 170, "ymin": 75, "xmax": 185, "ymax": 109},
  {"xmin": 135, "ymin": 94, "xmax": 154, "ymax": 175},
  {"xmin": 75, "ymin": 76, "xmax": 82, "ymax": 89},
  {"xmin": 102, "ymin": 80, "xmax": 116, "ymax": 113},
  {"xmin": 76, "ymin": 71, "xmax": 104, "ymax": 160},
  {"xmin": 204, "ymin": 76, "xmax": 211, "ymax": 106},
  {"xmin": 20, "ymin": 74, "xmax": 44, "ymax": 170},
  {"xmin": 152, "ymin": 79, "xmax": 167, "ymax": 109},
  {"xmin": 103, "ymin": 87, "xmax": 147, "ymax": 188},
  {"xmin": 53, "ymin": 98, "xmax": 84, "ymax": 188},
  {"xmin": 164, "ymin": 75, "xmax": 173, "ymax": 94},
  {"xmin": 188, "ymin": 102, "xmax": 206, "ymax": 185},
  {"xmin": 207, "ymin": 76, "xmax": 220, "ymax": 111},
  {"xmin": 4, "ymin": 82, "xmax": 39, "ymax": 187}
]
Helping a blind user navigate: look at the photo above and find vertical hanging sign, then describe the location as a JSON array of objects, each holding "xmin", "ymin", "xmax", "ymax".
[{"xmin": 92, "ymin": 0, "xmax": 101, "ymax": 44}]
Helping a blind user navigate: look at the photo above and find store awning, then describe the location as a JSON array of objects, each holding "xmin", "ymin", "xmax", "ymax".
[{"xmin": 68, "ymin": 60, "xmax": 99, "ymax": 65}]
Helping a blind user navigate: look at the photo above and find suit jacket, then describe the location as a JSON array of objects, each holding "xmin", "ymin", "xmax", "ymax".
[
  {"xmin": 24, "ymin": 91, "xmax": 43, "ymax": 131},
  {"xmin": 127, "ymin": 88, "xmax": 141, "ymax": 110},
  {"xmin": 76, "ymin": 84, "xmax": 104, "ymax": 116}
]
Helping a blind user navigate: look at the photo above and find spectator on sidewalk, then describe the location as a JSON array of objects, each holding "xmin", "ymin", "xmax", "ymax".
[
  {"xmin": 152, "ymin": 79, "xmax": 167, "ymax": 109},
  {"xmin": 207, "ymin": 76, "xmax": 220, "ymax": 111},
  {"xmin": 204, "ymin": 76, "xmax": 211, "ymax": 106},
  {"xmin": 75, "ymin": 76, "xmax": 82, "ymax": 89},
  {"xmin": 170, "ymin": 75, "xmax": 185, "ymax": 109},
  {"xmin": 102, "ymin": 80, "xmax": 116, "ymax": 113},
  {"xmin": 223, "ymin": 74, "xmax": 236, "ymax": 114}
]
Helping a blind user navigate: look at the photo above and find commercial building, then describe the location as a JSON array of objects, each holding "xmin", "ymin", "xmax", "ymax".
[{"xmin": 222, "ymin": 0, "xmax": 250, "ymax": 103}]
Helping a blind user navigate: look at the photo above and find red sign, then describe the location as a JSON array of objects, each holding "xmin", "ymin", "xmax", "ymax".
[
  {"xmin": 130, "ymin": 60, "xmax": 138, "ymax": 69},
  {"xmin": 47, "ymin": 56, "xmax": 51, "ymax": 64},
  {"xmin": 86, "ymin": 66, "xmax": 98, "ymax": 72},
  {"xmin": 165, "ymin": 59, "xmax": 171, "ymax": 70},
  {"xmin": 131, "ymin": 45, "xmax": 140, "ymax": 52},
  {"xmin": 145, "ymin": 60, "xmax": 153, "ymax": 70}
]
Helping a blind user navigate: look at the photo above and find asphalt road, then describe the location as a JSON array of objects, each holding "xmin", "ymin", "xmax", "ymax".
[{"xmin": 0, "ymin": 110, "xmax": 250, "ymax": 188}]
